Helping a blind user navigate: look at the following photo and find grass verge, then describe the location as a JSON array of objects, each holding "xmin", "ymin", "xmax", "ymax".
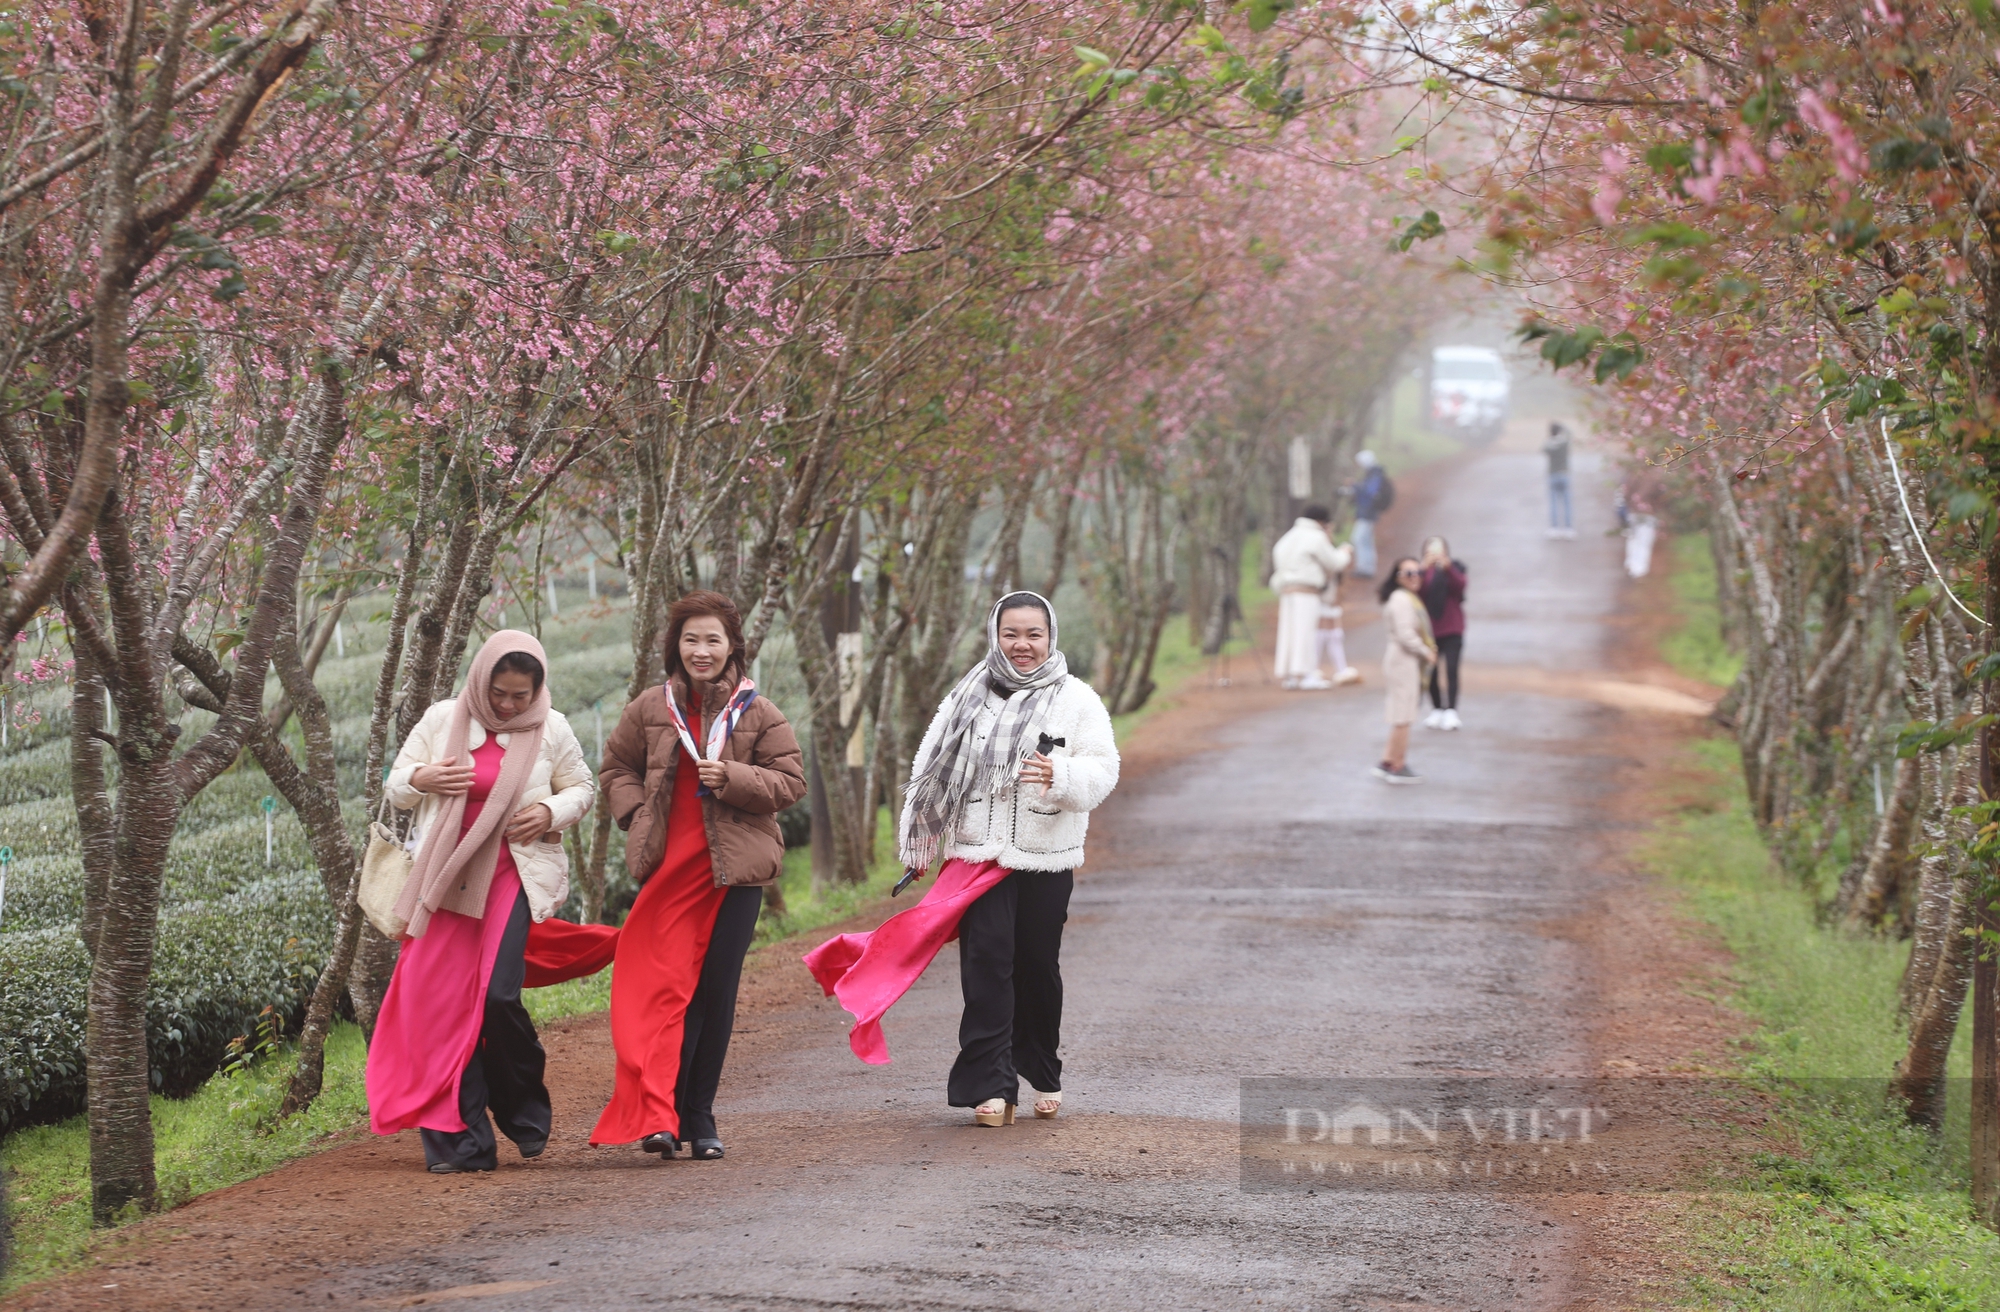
[
  {"xmin": 1660, "ymin": 532, "xmax": 1743, "ymax": 689},
  {"xmin": 1638, "ymin": 644, "xmax": 2000, "ymax": 1299},
  {"xmin": 1643, "ymin": 739, "xmax": 2000, "ymax": 1307}
]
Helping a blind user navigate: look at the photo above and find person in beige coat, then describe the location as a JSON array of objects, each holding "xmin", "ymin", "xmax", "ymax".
[
  {"xmin": 1374, "ymin": 557, "xmax": 1435, "ymax": 784},
  {"xmin": 388, "ymin": 674, "xmax": 596, "ymax": 923},
  {"xmin": 371, "ymin": 632, "xmax": 596, "ymax": 1173}
]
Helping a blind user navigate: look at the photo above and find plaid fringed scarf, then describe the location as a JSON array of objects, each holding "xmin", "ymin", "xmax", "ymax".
[{"xmin": 899, "ymin": 592, "xmax": 1069, "ymax": 871}]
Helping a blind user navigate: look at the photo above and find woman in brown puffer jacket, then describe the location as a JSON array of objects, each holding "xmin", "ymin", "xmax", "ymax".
[{"xmin": 593, "ymin": 590, "xmax": 805, "ymax": 1160}]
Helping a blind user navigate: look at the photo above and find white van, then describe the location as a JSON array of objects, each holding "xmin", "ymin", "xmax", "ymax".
[{"xmin": 1428, "ymin": 346, "xmax": 1510, "ymax": 443}]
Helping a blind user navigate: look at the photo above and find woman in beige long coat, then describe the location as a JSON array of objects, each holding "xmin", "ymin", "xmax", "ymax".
[{"xmin": 1374, "ymin": 557, "xmax": 1435, "ymax": 784}]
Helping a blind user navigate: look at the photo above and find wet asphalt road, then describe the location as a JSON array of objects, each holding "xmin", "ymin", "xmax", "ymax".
[{"xmin": 289, "ymin": 440, "xmax": 1634, "ymax": 1311}]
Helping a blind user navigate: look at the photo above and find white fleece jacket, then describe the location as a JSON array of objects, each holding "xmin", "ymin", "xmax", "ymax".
[{"xmin": 902, "ymin": 675, "xmax": 1120, "ymax": 873}]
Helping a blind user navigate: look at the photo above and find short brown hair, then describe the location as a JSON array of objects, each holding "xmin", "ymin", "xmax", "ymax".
[{"xmin": 664, "ymin": 589, "xmax": 748, "ymax": 687}]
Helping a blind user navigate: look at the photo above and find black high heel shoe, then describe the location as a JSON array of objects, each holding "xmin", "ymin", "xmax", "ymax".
[
  {"xmin": 690, "ymin": 1138, "xmax": 724, "ymax": 1160},
  {"xmin": 640, "ymin": 1132, "xmax": 679, "ymax": 1158}
]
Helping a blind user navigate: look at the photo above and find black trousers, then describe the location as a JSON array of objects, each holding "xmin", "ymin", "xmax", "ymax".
[
  {"xmin": 949, "ymin": 868, "xmax": 1073, "ymax": 1108},
  {"xmin": 674, "ymin": 884, "xmax": 763, "ymax": 1142},
  {"xmin": 421, "ymin": 887, "xmax": 552, "ymax": 1171},
  {"xmin": 1428, "ymin": 633, "xmax": 1464, "ymax": 710}
]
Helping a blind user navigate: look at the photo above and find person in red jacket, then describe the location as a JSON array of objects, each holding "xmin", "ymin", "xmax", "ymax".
[{"xmin": 1418, "ymin": 536, "xmax": 1468, "ymax": 731}]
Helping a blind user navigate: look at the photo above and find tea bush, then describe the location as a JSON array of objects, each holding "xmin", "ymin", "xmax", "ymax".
[{"xmin": 0, "ymin": 873, "xmax": 331, "ymax": 1130}]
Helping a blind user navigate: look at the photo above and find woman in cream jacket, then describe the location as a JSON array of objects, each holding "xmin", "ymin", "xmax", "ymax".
[
  {"xmin": 370, "ymin": 634, "xmax": 596, "ymax": 1173},
  {"xmin": 387, "ymin": 688, "xmax": 596, "ymax": 922},
  {"xmin": 1375, "ymin": 556, "xmax": 1436, "ymax": 785}
]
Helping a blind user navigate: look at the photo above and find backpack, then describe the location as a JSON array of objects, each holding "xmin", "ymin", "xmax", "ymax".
[{"xmin": 1374, "ymin": 473, "xmax": 1396, "ymax": 514}]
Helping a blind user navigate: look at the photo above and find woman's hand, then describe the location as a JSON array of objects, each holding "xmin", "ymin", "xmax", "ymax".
[
  {"xmin": 411, "ymin": 756, "xmax": 474, "ymax": 796},
  {"xmin": 1018, "ymin": 751, "xmax": 1055, "ymax": 791},
  {"xmin": 505, "ymin": 802, "xmax": 554, "ymax": 844},
  {"xmin": 695, "ymin": 758, "xmax": 730, "ymax": 790}
]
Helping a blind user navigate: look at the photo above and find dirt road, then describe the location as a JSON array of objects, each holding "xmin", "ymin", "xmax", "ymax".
[{"xmin": 10, "ymin": 438, "xmax": 1728, "ymax": 1310}]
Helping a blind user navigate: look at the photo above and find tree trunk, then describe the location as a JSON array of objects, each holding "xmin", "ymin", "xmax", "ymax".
[
  {"xmin": 256, "ymin": 605, "xmax": 362, "ymax": 1117},
  {"xmin": 1972, "ymin": 540, "xmax": 2000, "ymax": 1224},
  {"xmin": 83, "ymin": 749, "xmax": 176, "ymax": 1220},
  {"xmin": 85, "ymin": 372, "xmax": 343, "ymax": 1219},
  {"xmin": 71, "ymin": 639, "xmax": 114, "ymax": 957},
  {"xmin": 577, "ymin": 802, "xmax": 615, "ymax": 923},
  {"xmin": 1839, "ymin": 753, "xmax": 1921, "ymax": 932},
  {"xmin": 347, "ymin": 927, "xmax": 399, "ymax": 1037},
  {"xmin": 1895, "ymin": 749, "xmax": 1978, "ymax": 1130}
]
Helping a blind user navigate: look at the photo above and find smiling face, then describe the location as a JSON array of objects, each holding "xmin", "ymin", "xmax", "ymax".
[
  {"xmin": 996, "ymin": 605, "xmax": 1051, "ymax": 673},
  {"xmin": 488, "ymin": 668, "xmax": 538, "ymax": 721},
  {"xmin": 678, "ymin": 614, "xmax": 733, "ymax": 686},
  {"xmin": 1396, "ymin": 560, "xmax": 1423, "ymax": 593}
]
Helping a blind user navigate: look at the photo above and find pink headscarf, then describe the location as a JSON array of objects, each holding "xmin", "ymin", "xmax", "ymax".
[{"xmin": 395, "ymin": 630, "xmax": 552, "ymax": 938}]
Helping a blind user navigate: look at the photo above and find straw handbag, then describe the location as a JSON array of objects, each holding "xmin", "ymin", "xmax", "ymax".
[{"xmin": 357, "ymin": 791, "xmax": 412, "ymax": 939}]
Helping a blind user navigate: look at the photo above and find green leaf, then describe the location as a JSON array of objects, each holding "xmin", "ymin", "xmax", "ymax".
[
  {"xmin": 1897, "ymin": 713, "xmax": 1995, "ymax": 758},
  {"xmin": 1644, "ymin": 141, "xmax": 1694, "ymax": 173},
  {"xmin": 1242, "ymin": 0, "xmax": 1294, "ymax": 33},
  {"xmin": 211, "ymin": 273, "xmax": 248, "ymax": 301},
  {"xmin": 1870, "ymin": 137, "xmax": 1943, "ymax": 173},
  {"xmin": 1832, "ymin": 215, "xmax": 1881, "ymax": 252},
  {"xmin": 1073, "ymin": 45, "xmax": 1111, "ymax": 67},
  {"xmin": 214, "ymin": 630, "xmax": 246, "ymax": 656},
  {"xmin": 1844, "ymin": 375, "xmax": 1908, "ymax": 418},
  {"xmin": 1189, "ymin": 24, "xmax": 1230, "ymax": 53},
  {"xmin": 1541, "ymin": 325, "xmax": 1604, "ymax": 370},
  {"xmin": 1632, "ymin": 221, "xmax": 1713, "ymax": 250},
  {"xmin": 1393, "ymin": 210, "xmax": 1444, "ymax": 251},
  {"xmin": 1593, "ymin": 336, "xmax": 1644, "ymax": 384}
]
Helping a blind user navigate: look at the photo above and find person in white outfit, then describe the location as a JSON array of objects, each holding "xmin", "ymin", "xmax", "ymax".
[
  {"xmin": 1316, "ymin": 581, "xmax": 1361, "ymax": 686},
  {"xmin": 1270, "ymin": 505, "xmax": 1354, "ymax": 690}
]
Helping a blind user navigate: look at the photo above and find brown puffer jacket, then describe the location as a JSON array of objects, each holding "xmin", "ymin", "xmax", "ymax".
[{"xmin": 601, "ymin": 677, "xmax": 806, "ymax": 887}]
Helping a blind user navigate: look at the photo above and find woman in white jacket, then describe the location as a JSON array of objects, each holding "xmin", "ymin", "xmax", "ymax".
[
  {"xmin": 366, "ymin": 630, "xmax": 595, "ymax": 1173},
  {"xmin": 804, "ymin": 592, "xmax": 1118, "ymax": 1127}
]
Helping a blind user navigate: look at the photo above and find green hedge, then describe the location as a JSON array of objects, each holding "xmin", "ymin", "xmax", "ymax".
[{"xmin": 0, "ymin": 874, "xmax": 331, "ymax": 1131}]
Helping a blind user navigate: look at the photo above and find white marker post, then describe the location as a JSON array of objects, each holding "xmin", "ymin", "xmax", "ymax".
[
  {"xmin": 587, "ymin": 560, "xmax": 598, "ymax": 602},
  {"xmin": 593, "ymin": 700, "xmax": 604, "ymax": 764},
  {"xmin": 0, "ymin": 846, "xmax": 11, "ymax": 928},
  {"xmin": 334, "ymin": 620, "xmax": 345, "ymax": 658},
  {"xmin": 262, "ymin": 795, "xmax": 277, "ymax": 867},
  {"xmin": 547, "ymin": 573, "xmax": 560, "ymax": 616}
]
